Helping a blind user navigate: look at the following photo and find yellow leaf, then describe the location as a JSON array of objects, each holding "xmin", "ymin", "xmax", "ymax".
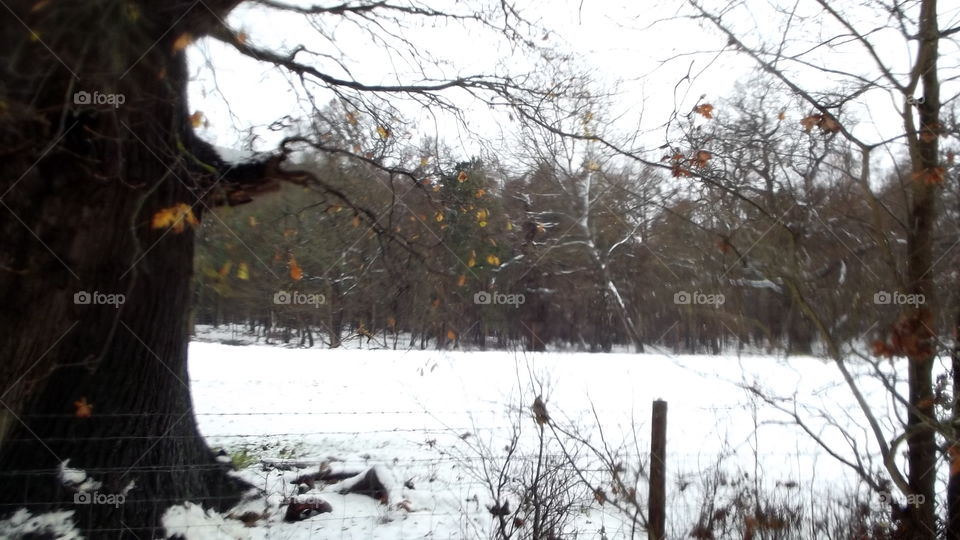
[
  {"xmin": 73, "ymin": 397, "xmax": 93, "ymax": 418},
  {"xmin": 376, "ymin": 126, "xmax": 390, "ymax": 139},
  {"xmin": 467, "ymin": 251, "xmax": 476, "ymax": 267},
  {"xmin": 420, "ymin": 157, "xmax": 429, "ymax": 167},
  {"xmin": 172, "ymin": 33, "xmax": 193, "ymax": 52},
  {"xmin": 586, "ymin": 160, "xmax": 600, "ymax": 171},
  {"xmin": 29, "ymin": 31, "xmax": 41, "ymax": 41},
  {"xmin": 478, "ymin": 221, "xmax": 488, "ymax": 228},
  {"xmin": 486, "ymin": 254, "xmax": 500, "ymax": 266},
  {"xmin": 190, "ymin": 111, "xmax": 204, "ymax": 128},
  {"xmin": 236, "ymin": 263, "xmax": 249, "ymax": 280},
  {"xmin": 505, "ymin": 222, "xmax": 513, "ymax": 231},
  {"xmin": 435, "ymin": 212, "xmax": 444, "ymax": 223},
  {"xmin": 151, "ymin": 203, "xmax": 198, "ymax": 233},
  {"xmin": 289, "ymin": 257, "xmax": 303, "ymax": 280},
  {"xmin": 248, "ymin": 215, "xmax": 258, "ymax": 227}
]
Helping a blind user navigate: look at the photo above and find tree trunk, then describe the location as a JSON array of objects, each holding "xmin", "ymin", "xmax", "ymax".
[
  {"xmin": 0, "ymin": 1, "xmax": 252, "ymax": 536},
  {"xmin": 904, "ymin": 1, "xmax": 940, "ymax": 537}
]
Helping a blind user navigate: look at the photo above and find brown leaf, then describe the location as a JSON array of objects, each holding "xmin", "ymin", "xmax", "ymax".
[
  {"xmin": 693, "ymin": 103, "xmax": 714, "ymax": 119},
  {"xmin": 74, "ymin": 397, "xmax": 93, "ymax": 418},
  {"xmin": 172, "ymin": 33, "xmax": 193, "ymax": 52}
]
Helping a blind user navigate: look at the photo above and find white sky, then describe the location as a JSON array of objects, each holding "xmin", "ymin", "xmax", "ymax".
[{"xmin": 188, "ymin": 0, "xmax": 960, "ymax": 170}]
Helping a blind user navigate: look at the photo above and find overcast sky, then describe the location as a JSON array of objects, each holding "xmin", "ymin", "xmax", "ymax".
[{"xmin": 188, "ymin": 0, "xmax": 960, "ymax": 170}]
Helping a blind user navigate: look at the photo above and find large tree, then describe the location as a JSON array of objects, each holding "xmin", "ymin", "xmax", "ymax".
[{"xmin": 0, "ymin": 0, "xmax": 567, "ymax": 535}]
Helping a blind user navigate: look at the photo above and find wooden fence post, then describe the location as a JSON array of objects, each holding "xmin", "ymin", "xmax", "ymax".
[{"xmin": 649, "ymin": 399, "xmax": 667, "ymax": 540}]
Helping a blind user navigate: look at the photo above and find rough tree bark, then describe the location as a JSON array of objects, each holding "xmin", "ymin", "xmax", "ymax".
[{"xmin": 0, "ymin": 1, "xmax": 280, "ymax": 536}]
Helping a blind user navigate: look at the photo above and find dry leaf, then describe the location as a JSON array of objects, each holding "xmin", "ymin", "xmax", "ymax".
[
  {"xmin": 456, "ymin": 274, "xmax": 466, "ymax": 287},
  {"xmin": 172, "ymin": 33, "xmax": 193, "ymax": 52},
  {"xmin": 289, "ymin": 257, "xmax": 303, "ymax": 281},
  {"xmin": 74, "ymin": 397, "xmax": 93, "ymax": 418},
  {"xmin": 693, "ymin": 103, "xmax": 714, "ymax": 119},
  {"xmin": 457, "ymin": 171, "xmax": 468, "ymax": 183},
  {"xmin": 151, "ymin": 203, "xmax": 198, "ymax": 233},
  {"xmin": 190, "ymin": 111, "xmax": 204, "ymax": 128}
]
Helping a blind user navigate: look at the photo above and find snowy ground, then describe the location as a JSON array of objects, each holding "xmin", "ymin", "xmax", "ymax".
[
  {"xmin": 183, "ymin": 339, "xmax": 894, "ymax": 539},
  {"xmin": 2, "ymin": 336, "xmax": 905, "ymax": 539}
]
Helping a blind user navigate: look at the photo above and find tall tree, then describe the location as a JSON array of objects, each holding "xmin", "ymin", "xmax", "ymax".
[{"xmin": 0, "ymin": 0, "xmax": 570, "ymax": 535}]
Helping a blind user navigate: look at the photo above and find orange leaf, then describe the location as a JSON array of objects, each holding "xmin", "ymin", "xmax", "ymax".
[
  {"xmin": 351, "ymin": 215, "xmax": 361, "ymax": 228},
  {"xmin": 172, "ymin": 33, "xmax": 193, "ymax": 52},
  {"xmin": 446, "ymin": 330, "xmax": 457, "ymax": 340},
  {"xmin": 151, "ymin": 203, "xmax": 198, "ymax": 233},
  {"xmin": 289, "ymin": 257, "xmax": 303, "ymax": 281},
  {"xmin": 74, "ymin": 397, "xmax": 93, "ymax": 418},
  {"xmin": 456, "ymin": 274, "xmax": 466, "ymax": 287},
  {"xmin": 693, "ymin": 103, "xmax": 714, "ymax": 119},
  {"xmin": 911, "ymin": 167, "xmax": 945, "ymax": 185}
]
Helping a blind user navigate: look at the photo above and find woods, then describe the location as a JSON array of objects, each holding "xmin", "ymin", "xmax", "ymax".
[{"xmin": 1, "ymin": 0, "xmax": 959, "ymax": 538}]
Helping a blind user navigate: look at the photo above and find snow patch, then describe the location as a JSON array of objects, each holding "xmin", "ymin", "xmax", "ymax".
[
  {"xmin": 162, "ymin": 502, "xmax": 251, "ymax": 539},
  {"xmin": 0, "ymin": 508, "xmax": 82, "ymax": 540},
  {"xmin": 58, "ymin": 459, "xmax": 102, "ymax": 492}
]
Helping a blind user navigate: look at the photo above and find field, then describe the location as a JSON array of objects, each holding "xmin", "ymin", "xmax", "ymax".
[{"xmin": 161, "ymin": 337, "xmax": 892, "ymax": 538}]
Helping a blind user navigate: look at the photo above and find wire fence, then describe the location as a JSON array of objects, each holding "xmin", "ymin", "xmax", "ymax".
[{"xmin": 0, "ymin": 402, "xmax": 859, "ymax": 540}]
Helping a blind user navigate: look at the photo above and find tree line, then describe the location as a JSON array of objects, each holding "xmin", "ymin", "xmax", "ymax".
[{"xmin": 193, "ymin": 90, "xmax": 960, "ymax": 355}]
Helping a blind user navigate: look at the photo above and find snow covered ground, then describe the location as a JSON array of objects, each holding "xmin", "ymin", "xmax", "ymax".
[
  {"xmin": 173, "ymin": 339, "xmax": 896, "ymax": 538},
  {"xmin": 1, "ymin": 336, "xmax": 904, "ymax": 539}
]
